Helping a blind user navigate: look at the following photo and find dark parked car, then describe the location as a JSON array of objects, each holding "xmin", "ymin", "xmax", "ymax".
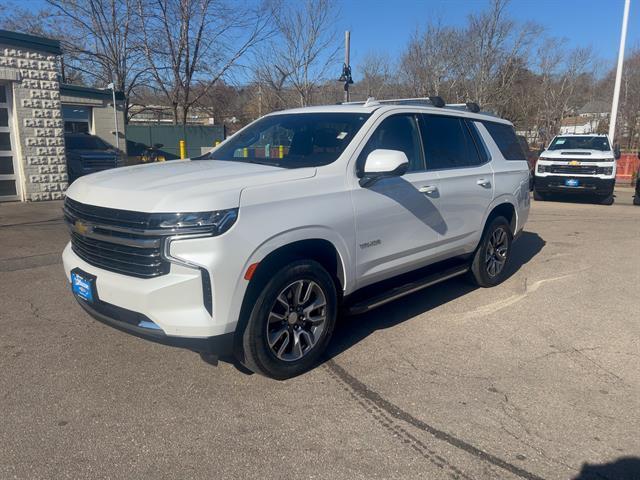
[{"xmin": 65, "ymin": 133, "xmax": 119, "ymax": 183}]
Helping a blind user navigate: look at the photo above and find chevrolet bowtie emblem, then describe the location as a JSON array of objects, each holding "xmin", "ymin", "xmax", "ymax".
[
  {"xmin": 74, "ymin": 220, "xmax": 92, "ymax": 235},
  {"xmin": 569, "ymin": 160, "xmax": 580, "ymax": 166}
]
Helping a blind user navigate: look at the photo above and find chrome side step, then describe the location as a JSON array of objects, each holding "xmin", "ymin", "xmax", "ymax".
[{"xmin": 347, "ymin": 264, "xmax": 469, "ymax": 315}]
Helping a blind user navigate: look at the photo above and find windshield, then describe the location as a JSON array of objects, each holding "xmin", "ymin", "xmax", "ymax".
[
  {"xmin": 65, "ymin": 135, "xmax": 110, "ymax": 151},
  {"xmin": 204, "ymin": 113, "xmax": 370, "ymax": 168},
  {"xmin": 548, "ymin": 136, "xmax": 610, "ymax": 151}
]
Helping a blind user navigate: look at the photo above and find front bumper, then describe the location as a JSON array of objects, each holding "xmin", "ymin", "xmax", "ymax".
[
  {"xmin": 63, "ymin": 242, "xmax": 232, "ymax": 338},
  {"xmin": 75, "ymin": 295, "xmax": 233, "ymax": 356},
  {"xmin": 534, "ymin": 175, "xmax": 615, "ymax": 195}
]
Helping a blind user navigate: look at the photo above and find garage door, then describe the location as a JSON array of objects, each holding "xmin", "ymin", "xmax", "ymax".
[{"xmin": 0, "ymin": 83, "xmax": 20, "ymax": 201}]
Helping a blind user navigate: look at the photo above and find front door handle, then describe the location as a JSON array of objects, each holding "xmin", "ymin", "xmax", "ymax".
[
  {"xmin": 477, "ymin": 178, "xmax": 492, "ymax": 188},
  {"xmin": 419, "ymin": 185, "xmax": 438, "ymax": 195}
]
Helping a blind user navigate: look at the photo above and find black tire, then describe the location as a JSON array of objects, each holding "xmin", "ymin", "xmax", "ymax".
[
  {"xmin": 238, "ymin": 259, "xmax": 337, "ymax": 379},
  {"xmin": 634, "ymin": 195, "xmax": 640, "ymax": 206},
  {"xmin": 470, "ymin": 216, "xmax": 513, "ymax": 288},
  {"xmin": 599, "ymin": 193, "xmax": 614, "ymax": 205},
  {"xmin": 533, "ymin": 188, "xmax": 546, "ymax": 201}
]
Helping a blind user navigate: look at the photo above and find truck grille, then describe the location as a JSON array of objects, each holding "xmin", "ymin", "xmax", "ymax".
[
  {"xmin": 64, "ymin": 198, "xmax": 170, "ymax": 278},
  {"xmin": 547, "ymin": 165, "xmax": 598, "ymax": 175}
]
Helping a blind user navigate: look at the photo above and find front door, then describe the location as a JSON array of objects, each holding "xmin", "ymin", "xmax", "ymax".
[
  {"xmin": 351, "ymin": 112, "xmax": 445, "ymax": 288},
  {"xmin": 0, "ymin": 83, "xmax": 20, "ymax": 201}
]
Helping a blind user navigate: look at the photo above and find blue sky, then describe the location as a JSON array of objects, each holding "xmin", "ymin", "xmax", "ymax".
[
  {"xmin": 339, "ymin": 0, "xmax": 639, "ymax": 73},
  {"xmin": 19, "ymin": 0, "xmax": 640, "ymax": 77}
]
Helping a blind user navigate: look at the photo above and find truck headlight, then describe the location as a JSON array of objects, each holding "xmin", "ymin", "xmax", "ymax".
[
  {"xmin": 150, "ymin": 208, "xmax": 238, "ymax": 235},
  {"xmin": 537, "ymin": 164, "xmax": 546, "ymax": 173},
  {"xmin": 598, "ymin": 167, "xmax": 613, "ymax": 175}
]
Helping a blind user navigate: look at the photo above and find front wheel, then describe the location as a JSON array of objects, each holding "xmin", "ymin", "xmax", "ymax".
[
  {"xmin": 238, "ymin": 260, "xmax": 337, "ymax": 379},
  {"xmin": 533, "ymin": 188, "xmax": 546, "ymax": 201},
  {"xmin": 470, "ymin": 216, "xmax": 513, "ymax": 288},
  {"xmin": 599, "ymin": 193, "xmax": 614, "ymax": 205}
]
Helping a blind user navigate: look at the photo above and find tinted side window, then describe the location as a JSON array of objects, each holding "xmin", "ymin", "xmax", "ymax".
[
  {"xmin": 482, "ymin": 121, "xmax": 526, "ymax": 160},
  {"xmin": 466, "ymin": 120, "xmax": 490, "ymax": 164},
  {"xmin": 358, "ymin": 114, "xmax": 425, "ymax": 173},
  {"xmin": 419, "ymin": 114, "xmax": 481, "ymax": 170}
]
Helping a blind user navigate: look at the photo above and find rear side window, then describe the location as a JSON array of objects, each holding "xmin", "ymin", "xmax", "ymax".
[
  {"xmin": 481, "ymin": 122, "xmax": 526, "ymax": 160},
  {"xmin": 358, "ymin": 114, "xmax": 425, "ymax": 173},
  {"xmin": 419, "ymin": 114, "xmax": 482, "ymax": 170}
]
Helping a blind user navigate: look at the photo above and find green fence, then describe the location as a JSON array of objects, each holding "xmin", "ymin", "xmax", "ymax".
[{"xmin": 126, "ymin": 125, "xmax": 226, "ymax": 160}]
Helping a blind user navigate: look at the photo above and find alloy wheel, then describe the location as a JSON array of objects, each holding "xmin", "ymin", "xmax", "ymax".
[
  {"xmin": 266, "ymin": 279, "xmax": 327, "ymax": 362},
  {"xmin": 485, "ymin": 227, "xmax": 508, "ymax": 278}
]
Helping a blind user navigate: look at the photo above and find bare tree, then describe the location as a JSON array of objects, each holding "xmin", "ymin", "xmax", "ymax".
[
  {"xmin": 359, "ymin": 51, "xmax": 393, "ymax": 99},
  {"xmin": 42, "ymin": 0, "xmax": 147, "ymax": 123},
  {"xmin": 254, "ymin": 0, "xmax": 339, "ymax": 109},
  {"xmin": 137, "ymin": 0, "xmax": 274, "ymax": 124},
  {"xmin": 461, "ymin": 0, "xmax": 539, "ymax": 109},
  {"xmin": 400, "ymin": 22, "xmax": 463, "ymax": 99},
  {"xmin": 534, "ymin": 39, "xmax": 594, "ymax": 143}
]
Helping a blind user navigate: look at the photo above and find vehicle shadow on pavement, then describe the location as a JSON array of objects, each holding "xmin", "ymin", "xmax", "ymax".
[
  {"xmin": 324, "ymin": 231, "xmax": 545, "ymax": 360},
  {"xmin": 572, "ymin": 457, "xmax": 640, "ymax": 480},
  {"xmin": 537, "ymin": 194, "xmax": 613, "ymax": 205}
]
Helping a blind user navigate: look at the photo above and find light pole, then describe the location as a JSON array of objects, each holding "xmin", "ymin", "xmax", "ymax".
[
  {"xmin": 338, "ymin": 31, "xmax": 353, "ymax": 103},
  {"xmin": 608, "ymin": 0, "xmax": 631, "ymax": 144},
  {"xmin": 106, "ymin": 82, "xmax": 120, "ymax": 152}
]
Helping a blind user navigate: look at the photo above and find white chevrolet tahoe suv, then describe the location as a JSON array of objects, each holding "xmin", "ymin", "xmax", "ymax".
[
  {"xmin": 534, "ymin": 134, "xmax": 618, "ymax": 204},
  {"xmin": 62, "ymin": 98, "xmax": 530, "ymax": 379}
]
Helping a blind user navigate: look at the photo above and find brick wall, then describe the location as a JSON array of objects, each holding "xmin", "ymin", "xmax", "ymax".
[{"xmin": 0, "ymin": 46, "xmax": 66, "ymax": 201}]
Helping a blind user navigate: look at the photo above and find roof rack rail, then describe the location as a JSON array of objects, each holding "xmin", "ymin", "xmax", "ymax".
[
  {"xmin": 343, "ymin": 97, "xmax": 484, "ymax": 114},
  {"xmin": 446, "ymin": 102, "xmax": 481, "ymax": 113},
  {"xmin": 342, "ymin": 96, "xmax": 446, "ymax": 108}
]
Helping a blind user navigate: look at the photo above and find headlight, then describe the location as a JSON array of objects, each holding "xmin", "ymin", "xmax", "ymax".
[
  {"xmin": 537, "ymin": 164, "xmax": 546, "ymax": 173},
  {"xmin": 598, "ymin": 167, "xmax": 614, "ymax": 175},
  {"xmin": 149, "ymin": 208, "xmax": 238, "ymax": 235}
]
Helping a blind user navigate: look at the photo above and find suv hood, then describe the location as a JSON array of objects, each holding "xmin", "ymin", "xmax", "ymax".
[
  {"xmin": 66, "ymin": 160, "xmax": 316, "ymax": 212},
  {"xmin": 540, "ymin": 149, "xmax": 614, "ymax": 161}
]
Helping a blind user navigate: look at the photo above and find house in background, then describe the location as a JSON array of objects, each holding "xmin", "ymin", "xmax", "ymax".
[
  {"xmin": 559, "ymin": 101, "xmax": 610, "ymax": 135},
  {"xmin": 0, "ymin": 29, "xmax": 125, "ymax": 202}
]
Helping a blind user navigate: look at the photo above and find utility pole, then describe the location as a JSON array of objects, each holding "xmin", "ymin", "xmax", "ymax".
[
  {"xmin": 608, "ymin": 0, "xmax": 630, "ymax": 144},
  {"xmin": 339, "ymin": 30, "xmax": 353, "ymax": 102},
  {"xmin": 106, "ymin": 82, "xmax": 120, "ymax": 152}
]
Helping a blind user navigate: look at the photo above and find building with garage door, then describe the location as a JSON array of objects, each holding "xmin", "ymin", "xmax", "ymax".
[{"xmin": 0, "ymin": 29, "xmax": 125, "ymax": 202}]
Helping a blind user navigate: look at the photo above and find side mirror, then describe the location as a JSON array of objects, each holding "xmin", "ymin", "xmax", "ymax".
[
  {"xmin": 153, "ymin": 143, "xmax": 164, "ymax": 149},
  {"xmin": 359, "ymin": 149, "xmax": 409, "ymax": 187},
  {"xmin": 614, "ymin": 144, "xmax": 621, "ymax": 160}
]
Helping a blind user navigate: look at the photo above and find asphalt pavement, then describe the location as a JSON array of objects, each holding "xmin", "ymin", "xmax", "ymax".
[{"xmin": 0, "ymin": 188, "xmax": 638, "ymax": 480}]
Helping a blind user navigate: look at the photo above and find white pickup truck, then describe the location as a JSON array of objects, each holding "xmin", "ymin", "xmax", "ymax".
[
  {"xmin": 62, "ymin": 98, "xmax": 530, "ymax": 379},
  {"xmin": 533, "ymin": 134, "xmax": 618, "ymax": 204}
]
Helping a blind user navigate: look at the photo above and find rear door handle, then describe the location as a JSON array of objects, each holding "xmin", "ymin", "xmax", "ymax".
[
  {"xmin": 419, "ymin": 185, "xmax": 438, "ymax": 195},
  {"xmin": 477, "ymin": 178, "xmax": 492, "ymax": 188}
]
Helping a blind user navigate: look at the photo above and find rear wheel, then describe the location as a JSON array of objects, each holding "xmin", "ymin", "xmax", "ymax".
[
  {"xmin": 238, "ymin": 259, "xmax": 337, "ymax": 379},
  {"xmin": 470, "ymin": 216, "xmax": 513, "ymax": 288}
]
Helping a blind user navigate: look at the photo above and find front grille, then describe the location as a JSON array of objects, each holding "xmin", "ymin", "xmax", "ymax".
[
  {"xmin": 64, "ymin": 198, "xmax": 170, "ymax": 278},
  {"xmin": 83, "ymin": 157, "xmax": 118, "ymax": 171},
  {"xmin": 547, "ymin": 165, "xmax": 597, "ymax": 175}
]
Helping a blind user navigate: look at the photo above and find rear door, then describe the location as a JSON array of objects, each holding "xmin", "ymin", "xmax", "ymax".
[{"xmin": 419, "ymin": 113, "xmax": 494, "ymax": 254}]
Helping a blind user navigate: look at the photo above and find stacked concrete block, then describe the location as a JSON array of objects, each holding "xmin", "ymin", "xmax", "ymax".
[{"xmin": 1, "ymin": 47, "xmax": 66, "ymax": 201}]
